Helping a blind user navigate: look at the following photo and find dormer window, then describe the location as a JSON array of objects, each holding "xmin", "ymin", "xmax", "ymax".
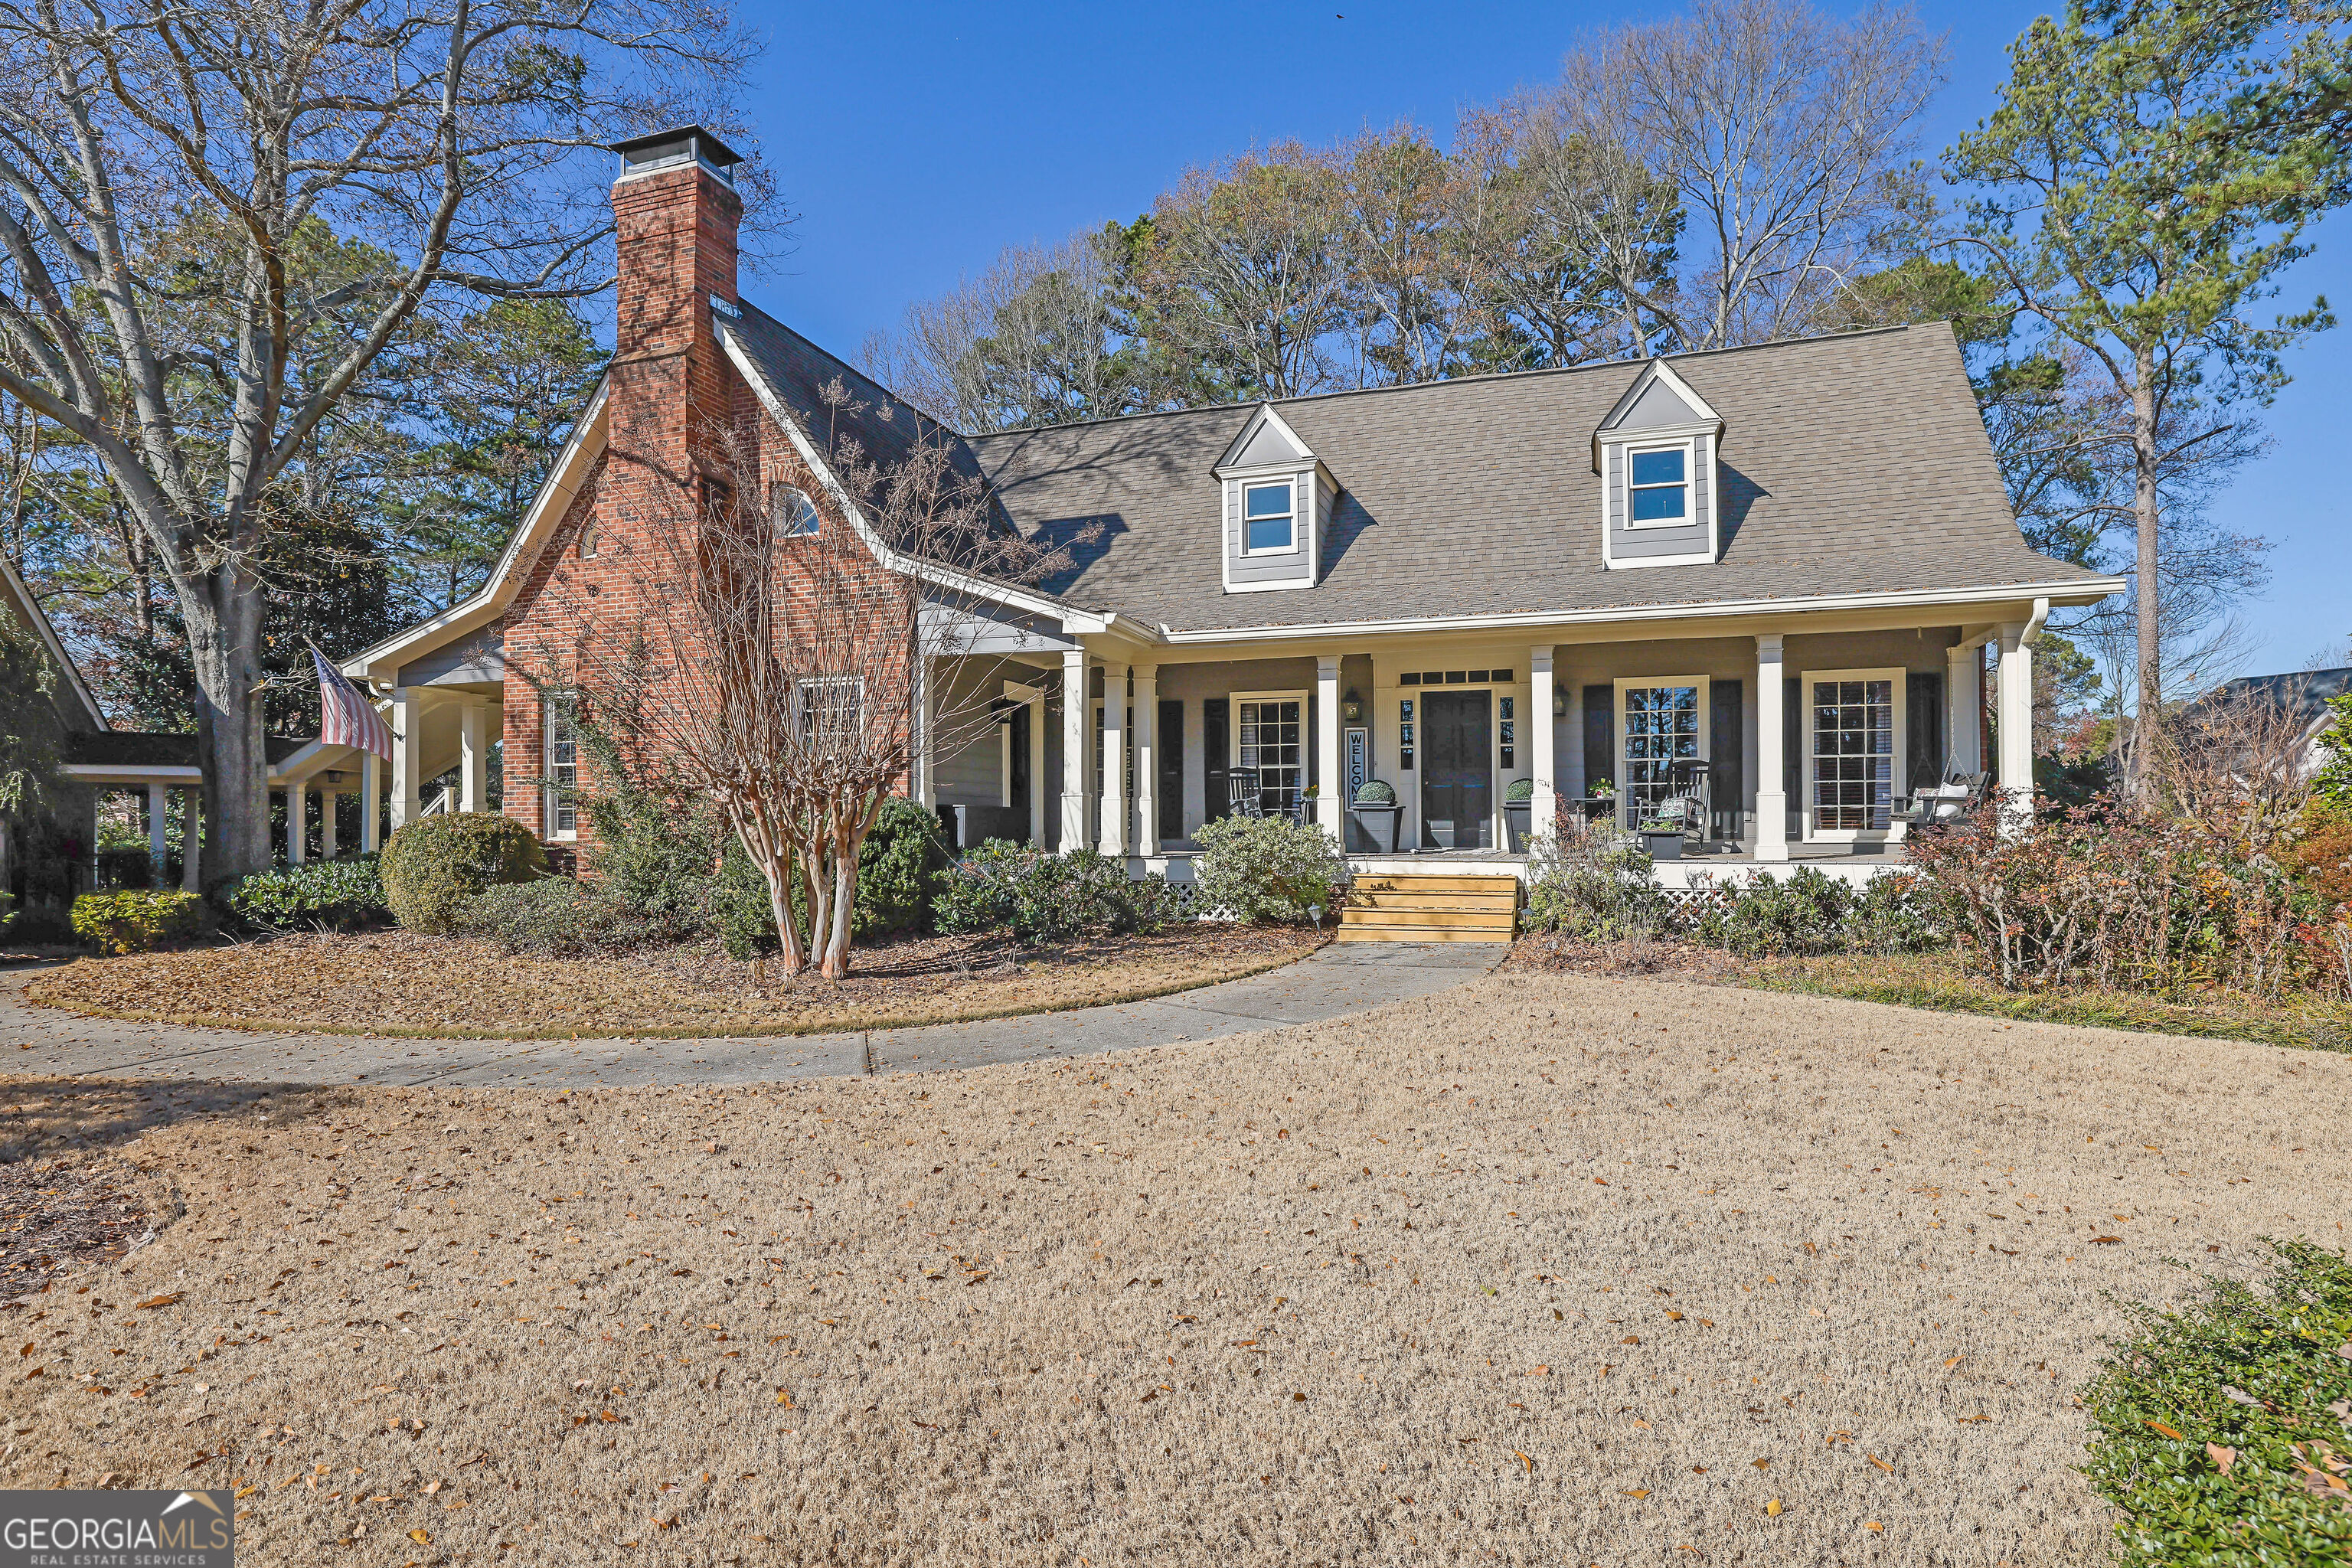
[
  {"xmin": 1243, "ymin": 482, "xmax": 1295, "ymax": 553},
  {"xmin": 1628, "ymin": 444, "xmax": 1690, "ymax": 525},
  {"xmin": 1592, "ymin": 360, "xmax": 1723, "ymax": 570},
  {"xmin": 1214, "ymin": 404, "xmax": 1327, "ymax": 593}
]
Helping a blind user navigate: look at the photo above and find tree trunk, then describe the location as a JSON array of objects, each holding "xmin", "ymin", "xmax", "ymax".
[
  {"xmin": 2128, "ymin": 346, "xmax": 2162, "ymax": 802},
  {"xmin": 185, "ymin": 563, "xmax": 273, "ymax": 881}
]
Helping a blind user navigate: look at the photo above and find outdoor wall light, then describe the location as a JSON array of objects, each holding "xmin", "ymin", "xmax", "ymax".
[
  {"xmin": 1341, "ymin": 688, "xmax": 1364, "ymax": 723},
  {"xmin": 1552, "ymin": 682, "xmax": 1569, "ymax": 718}
]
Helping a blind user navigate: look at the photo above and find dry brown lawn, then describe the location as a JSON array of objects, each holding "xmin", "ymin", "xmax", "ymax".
[
  {"xmin": 4, "ymin": 973, "xmax": 2348, "ymax": 1566},
  {"xmin": 21, "ymin": 925, "xmax": 1321, "ymax": 1038}
]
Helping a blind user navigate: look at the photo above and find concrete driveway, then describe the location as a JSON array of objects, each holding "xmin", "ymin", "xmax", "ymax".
[{"xmin": 0, "ymin": 941, "xmax": 1503, "ymax": 1088}]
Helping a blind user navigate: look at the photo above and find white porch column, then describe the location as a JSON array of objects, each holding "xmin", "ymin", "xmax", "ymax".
[
  {"xmin": 319, "ymin": 791, "xmax": 338, "ymax": 858},
  {"xmin": 1026, "ymin": 685, "xmax": 1046, "ymax": 848},
  {"xmin": 1099, "ymin": 660, "xmax": 1129, "ymax": 857},
  {"xmin": 1754, "ymin": 634, "xmax": 1789, "ymax": 862},
  {"xmin": 1315, "ymin": 654, "xmax": 1343, "ymax": 836},
  {"xmin": 1528, "ymin": 645, "xmax": 1557, "ymax": 843},
  {"xmin": 390, "ymin": 687, "xmax": 420, "ymax": 830},
  {"xmin": 1132, "ymin": 664, "xmax": 1159, "ymax": 857},
  {"xmin": 1059, "ymin": 650, "xmax": 1089, "ymax": 854},
  {"xmin": 145, "ymin": 782, "xmax": 168, "ymax": 869},
  {"xmin": 1997, "ymin": 621, "xmax": 2035, "ymax": 835},
  {"xmin": 459, "ymin": 700, "xmax": 488, "ymax": 814},
  {"xmin": 1945, "ymin": 640, "xmax": 1984, "ymax": 776},
  {"xmin": 178, "ymin": 790, "xmax": 201, "ymax": 890},
  {"xmin": 286, "ymin": 784, "xmax": 308, "ymax": 865},
  {"xmin": 361, "ymin": 750, "xmax": 382, "ymax": 851},
  {"xmin": 913, "ymin": 656, "xmax": 935, "ymax": 808}
]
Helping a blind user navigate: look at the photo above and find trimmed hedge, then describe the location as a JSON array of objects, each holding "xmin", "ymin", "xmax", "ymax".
[
  {"xmin": 456, "ymin": 878, "xmax": 655, "ymax": 957},
  {"xmin": 1352, "ymin": 779, "xmax": 1396, "ymax": 805},
  {"xmin": 935, "ymin": 843, "xmax": 1180, "ymax": 943},
  {"xmin": 71, "ymin": 890, "xmax": 206, "ymax": 955},
  {"xmin": 853, "ymin": 797, "xmax": 952, "ymax": 939},
  {"xmin": 2082, "ymin": 1240, "xmax": 2352, "ymax": 1566},
  {"xmin": 380, "ymin": 813, "xmax": 547, "ymax": 934},
  {"xmin": 220, "ymin": 856, "xmax": 389, "ymax": 932}
]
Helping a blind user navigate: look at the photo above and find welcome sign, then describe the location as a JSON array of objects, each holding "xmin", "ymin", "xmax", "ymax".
[{"xmin": 2, "ymin": 1489, "xmax": 234, "ymax": 1567}]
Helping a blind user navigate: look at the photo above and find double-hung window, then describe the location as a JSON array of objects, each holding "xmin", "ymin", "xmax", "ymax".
[
  {"xmin": 1243, "ymin": 481, "xmax": 1295, "ymax": 553},
  {"xmin": 797, "ymin": 675, "xmax": 864, "ymax": 750},
  {"xmin": 1628, "ymin": 444, "xmax": 1690, "ymax": 525},
  {"xmin": 544, "ymin": 709, "xmax": 578, "ymax": 839}
]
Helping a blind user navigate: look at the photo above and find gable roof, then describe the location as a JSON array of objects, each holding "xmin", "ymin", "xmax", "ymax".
[
  {"xmin": 967, "ymin": 323, "xmax": 2112, "ymax": 635},
  {"xmin": 2, "ymin": 555, "xmax": 107, "ymax": 732}
]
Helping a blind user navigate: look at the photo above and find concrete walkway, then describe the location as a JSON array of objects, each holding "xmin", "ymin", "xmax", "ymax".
[{"xmin": 0, "ymin": 942, "xmax": 1504, "ymax": 1088}]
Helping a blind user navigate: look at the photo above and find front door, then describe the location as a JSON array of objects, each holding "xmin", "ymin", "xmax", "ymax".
[{"xmin": 1419, "ymin": 690, "xmax": 1492, "ymax": 849}]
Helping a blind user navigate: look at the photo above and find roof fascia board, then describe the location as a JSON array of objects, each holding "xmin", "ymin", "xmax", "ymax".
[
  {"xmin": 1153, "ymin": 577, "xmax": 2127, "ymax": 646},
  {"xmin": 342, "ymin": 379, "xmax": 610, "ymax": 683},
  {"xmin": 716, "ymin": 322, "xmax": 1102, "ymax": 632},
  {"xmin": 2, "ymin": 554, "xmax": 108, "ymax": 730}
]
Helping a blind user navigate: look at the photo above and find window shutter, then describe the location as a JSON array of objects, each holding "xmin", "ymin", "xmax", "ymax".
[
  {"xmin": 1710, "ymin": 678, "xmax": 1743, "ymax": 841},
  {"xmin": 1581, "ymin": 686, "xmax": 1613, "ymax": 796},
  {"xmin": 1158, "ymin": 699, "xmax": 1184, "ymax": 842},
  {"xmin": 1906, "ymin": 672, "xmax": 1944, "ymax": 793},
  {"xmin": 1784, "ymin": 676, "xmax": 1802, "ymax": 805},
  {"xmin": 1204, "ymin": 699, "xmax": 1230, "ymax": 822}
]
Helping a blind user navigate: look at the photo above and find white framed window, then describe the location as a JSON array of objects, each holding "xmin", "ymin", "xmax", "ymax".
[
  {"xmin": 1241, "ymin": 480, "xmax": 1297, "ymax": 554},
  {"xmin": 1231, "ymin": 688, "xmax": 1307, "ymax": 815},
  {"xmin": 1613, "ymin": 676, "xmax": 1710, "ymax": 828},
  {"xmin": 1627, "ymin": 440, "xmax": 1692, "ymax": 528},
  {"xmin": 544, "ymin": 708, "xmax": 578, "ymax": 840},
  {"xmin": 770, "ymin": 482, "xmax": 820, "ymax": 537},
  {"xmin": 796, "ymin": 675, "xmax": 864, "ymax": 746},
  {"xmin": 1805, "ymin": 667, "xmax": 1906, "ymax": 841}
]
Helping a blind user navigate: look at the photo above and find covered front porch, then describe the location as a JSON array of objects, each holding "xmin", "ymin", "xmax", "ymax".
[{"xmin": 923, "ymin": 597, "xmax": 2052, "ymax": 884}]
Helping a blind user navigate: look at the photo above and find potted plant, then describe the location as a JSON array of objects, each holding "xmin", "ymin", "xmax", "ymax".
[
  {"xmin": 1502, "ymin": 778, "xmax": 1535, "ymax": 852},
  {"xmin": 1349, "ymin": 779, "xmax": 1403, "ymax": 853},
  {"xmin": 1636, "ymin": 799, "xmax": 1689, "ymax": 861}
]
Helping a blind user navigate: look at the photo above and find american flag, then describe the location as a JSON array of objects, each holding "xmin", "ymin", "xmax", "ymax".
[{"xmin": 311, "ymin": 644, "xmax": 391, "ymax": 760}]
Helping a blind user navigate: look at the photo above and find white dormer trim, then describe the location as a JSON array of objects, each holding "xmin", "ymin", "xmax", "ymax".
[
  {"xmin": 1595, "ymin": 358, "xmax": 1725, "ymax": 573},
  {"xmin": 1216, "ymin": 403, "xmax": 1327, "ymax": 595},
  {"xmin": 1214, "ymin": 403, "xmax": 1314, "ymax": 474}
]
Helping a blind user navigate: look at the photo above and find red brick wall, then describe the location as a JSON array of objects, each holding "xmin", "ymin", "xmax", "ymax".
[{"xmin": 498, "ymin": 158, "xmax": 915, "ymax": 858}]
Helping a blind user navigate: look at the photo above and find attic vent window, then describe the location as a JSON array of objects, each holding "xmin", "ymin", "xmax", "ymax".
[
  {"xmin": 1629, "ymin": 445, "xmax": 1690, "ymax": 524},
  {"xmin": 1243, "ymin": 482, "xmax": 1295, "ymax": 553},
  {"xmin": 770, "ymin": 484, "xmax": 820, "ymax": 537}
]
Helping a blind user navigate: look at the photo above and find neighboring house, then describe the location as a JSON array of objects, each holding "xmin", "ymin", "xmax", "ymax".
[
  {"xmin": 2196, "ymin": 666, "xmax": 2352, "ymax": 783},
  {"xmin": 6, "ymin": 557, "xmax": 374, "ymax": 894},
  {"xmin": 345, "ymin": 125, "xmax": 2123, "ymax": 888}
]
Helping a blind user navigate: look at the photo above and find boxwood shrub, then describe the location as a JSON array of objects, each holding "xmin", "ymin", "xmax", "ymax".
[
  {"xmin": 71, "ymin": 890, "xmax": 206, "ymax": 954},
  {"xmin": 1193, "ymin": 815, "xmax": 1348, "ymax": 925},
  {"xmin": 220, "ymin": 856, "xmax": 389, "ymax": 932},
  {"xmin": 379, "ymin": 813, "xmax": 547, "ymax": 934},
  {"xmin": 935, "ymin": 843, "xmax": 1180, "ymax": 943},
  {"xmin": 2082, "ymin": 1239, "xmax": 2352, "ymax": 1566}
]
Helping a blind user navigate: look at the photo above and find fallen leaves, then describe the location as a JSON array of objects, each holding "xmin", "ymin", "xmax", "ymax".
[
  {"xmin": 133, "ymin": 1292, "xmax": 183, "ymax": 1311},
  {"xmin": 408, "ymin": 1530, "xmax": 430, "ymax": 1546},
  {"xmin": 1764, "ymin": 1498, "xmax": 1782, "ymax": 1517},
  {"xmin": 1867, "ymin": 1453, "xmax": 1894, "ymax": 1474},
  {"xmin": 2145, "ymin": 1420, "xmax": 2185, "ymax": 1441},
  {"xmin": 2207, "ymin": 1442, "xmax": 2237, "ymax": 1475}
]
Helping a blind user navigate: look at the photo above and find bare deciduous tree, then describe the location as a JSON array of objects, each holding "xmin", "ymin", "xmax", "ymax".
[
  {"xmin": 0, "ymin": 0, "xmax": 757, "ymax": 877},
  {"xmin": 1557, "ymin": 0, "xmax": 1946, "ymax": 351}
]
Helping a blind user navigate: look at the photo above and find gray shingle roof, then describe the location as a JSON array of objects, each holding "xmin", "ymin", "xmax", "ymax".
[{"xmin": 964, "ymin": 323, "xmax": 2106, "ymax": 633}]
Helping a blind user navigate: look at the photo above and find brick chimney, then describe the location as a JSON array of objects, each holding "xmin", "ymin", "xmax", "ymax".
[{"xmin": 601, "ymin": 124, "xmax": 746, "ymax": 560}]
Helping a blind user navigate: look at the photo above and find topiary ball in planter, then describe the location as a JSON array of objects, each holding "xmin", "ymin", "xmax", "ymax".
[
  {"xmin": 381, "ymin": 813, "xmax": 549, "ymax": 934},
  {"xmin": 1352, "ymin": 779, "xmax": 1396, "ymax": 805},
  {"xmin": 1504, "ymin": 778, "xmax": 1535, "ymax": 803}
]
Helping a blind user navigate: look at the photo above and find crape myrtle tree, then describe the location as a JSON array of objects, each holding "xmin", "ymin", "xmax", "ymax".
[
  {"xmin": 1946, "ymin": 0, "xmax": 2352, "ymax": 798},
  {"xmin": 550, "ymin": 391, "xmax": 1064, "ymax": 982},
  {"xmin": 0, "ymin": 0, "xmax": 758, "ymax": 879}
]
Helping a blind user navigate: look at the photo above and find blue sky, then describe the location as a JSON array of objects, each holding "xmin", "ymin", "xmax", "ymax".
[{"xmin": 720, "ymin": 0, "xmax": 2348, "ymax": 675}]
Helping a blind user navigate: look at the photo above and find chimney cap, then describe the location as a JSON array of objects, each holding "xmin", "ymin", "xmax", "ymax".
[{"xmin": 609, "ymin": 124, "xmax": 745, "ymax": 179}]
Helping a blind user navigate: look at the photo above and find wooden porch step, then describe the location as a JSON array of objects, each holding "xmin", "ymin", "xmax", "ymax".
[
  {"xmin": 1352, "ymin": 874, "xmax": 1519, "ymax": 894},
  {"xmin": 1334, "ymin": 923, "xmax": 1514, "ymax": 943},
  {"xmin": 1338, "ymin": 871, "xmax": 1521, "ymax": 942}
]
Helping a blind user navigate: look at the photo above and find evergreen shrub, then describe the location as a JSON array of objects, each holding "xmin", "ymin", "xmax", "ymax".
[
  {"xmin": 220, "ymin": 856, "xmax": 389, "ymax": 932},
  {"xmin": 1192, "ymin": 816, "xmax": 1348, "ymax": 924},
  {"xmin": 71, "ymin": 890, "xmax": 206, "ymax": 954},
  {"xmin": 379, "ymin": 813, "xmax": 547, "ymax": 934}
]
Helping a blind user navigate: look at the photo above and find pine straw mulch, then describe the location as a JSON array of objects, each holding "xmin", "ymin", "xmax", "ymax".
[
  {"xmin": 18, "ymin": 924, "xmax": 1327, "ymax": 1040},
  {"xmin": 0, "ymin": 1160, "xmax": 155, "ymax": 1300}
]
